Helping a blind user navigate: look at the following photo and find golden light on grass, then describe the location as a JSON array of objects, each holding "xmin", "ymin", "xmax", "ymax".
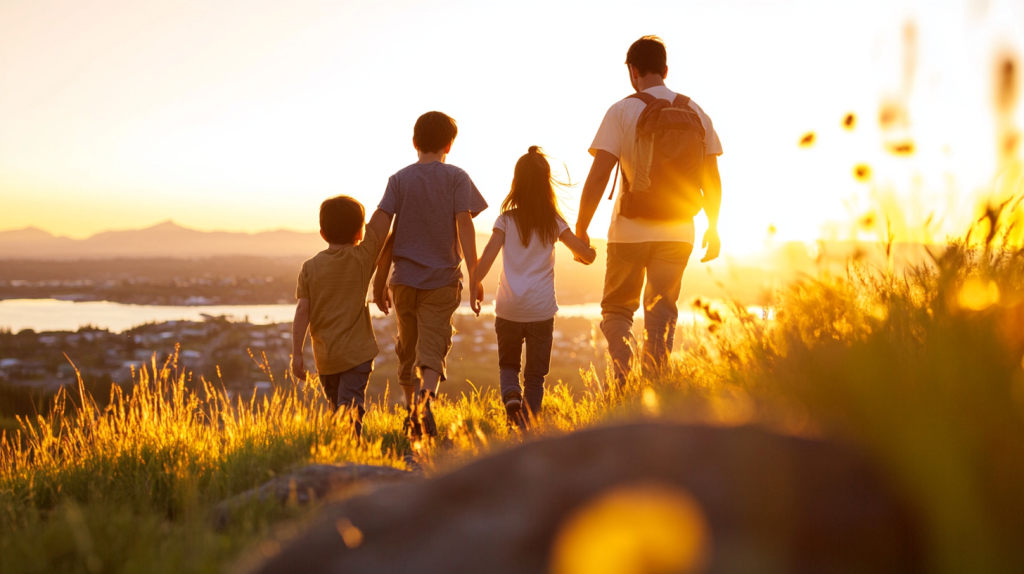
[
  {"xmin": 958, "ymin": 277, "xmax": 1001, "ymax": 311},
  {"xmin": 641, "ymin": 387, "xmax": 660, "ymax": 418},
  {"xmin": 336, "ymin": 518, "xmax": 364, "ymax": 548},
  {"xmin": 549, "ymin": 483, "xmax": 711, "ymax": 574}
]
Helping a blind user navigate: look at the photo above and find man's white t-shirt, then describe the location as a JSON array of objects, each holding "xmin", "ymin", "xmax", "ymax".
[
  {"xmin": 589, "ymin": 85, "xmax": 723, "ymax": 244},
  {"xmin": 492, "ymin": 212, "xmax": 570, "ymax": 323}
]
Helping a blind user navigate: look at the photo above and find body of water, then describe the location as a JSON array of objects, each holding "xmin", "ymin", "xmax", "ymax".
[
  {"xmin": 0, "ymin": 299, "xmax": 607, "ymax": 333},
  {"xmin": 0, "ymin": 298, "xmax": 767, "ymax": 333}
]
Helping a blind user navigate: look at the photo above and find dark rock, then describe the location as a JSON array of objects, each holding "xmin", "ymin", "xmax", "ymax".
[
  {"xmin": 252, "ymin": 424, "xmax": 924, "ymax": 574},
  {"xmin": 212, "ymin": 464, "xmax": 413, "ymax": 530}
]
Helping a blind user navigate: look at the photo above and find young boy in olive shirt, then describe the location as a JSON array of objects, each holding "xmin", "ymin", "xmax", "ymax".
[{"xmin": 292, "ymin": 195, "xmax": 393, "ymax": 437}]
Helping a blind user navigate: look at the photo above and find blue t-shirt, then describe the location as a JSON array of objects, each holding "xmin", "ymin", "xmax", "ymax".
[{"xmin": 378, "ymin": 162, "xmax": 488, "ymax": 289}]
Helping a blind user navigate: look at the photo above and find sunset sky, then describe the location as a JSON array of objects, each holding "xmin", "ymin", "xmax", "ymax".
[{"xmin": 2, "ymin": 0, "xmax": 1023, "ymax": 253}]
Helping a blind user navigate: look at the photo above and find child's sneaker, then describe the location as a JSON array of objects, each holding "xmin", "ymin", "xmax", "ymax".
[
  {"xmin": 403, "ymin": 405, "xmax": 422, "ymax": 440},
  {"xmin": 417, "ymin": 389, "xmax": 438, "ymax": 438},
  {"xmin": 504, "ymin": 392, "xmax": 525, "ymax": 430}
]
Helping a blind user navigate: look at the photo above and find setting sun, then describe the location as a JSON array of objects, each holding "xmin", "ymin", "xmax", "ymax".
[{"xmin": 4, "ymin": 0, "xmax": 1021, "ymax": 254}]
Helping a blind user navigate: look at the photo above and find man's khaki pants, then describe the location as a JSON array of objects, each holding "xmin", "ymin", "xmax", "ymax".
[{"xmin": 600, "ymin": 241, "xmax": 694, "ymax": 382}]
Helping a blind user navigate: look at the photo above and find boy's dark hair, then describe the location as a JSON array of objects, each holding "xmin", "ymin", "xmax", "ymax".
[
  {"xmin": 320, "ymin": 195, "xmax": 365, "ymax": 244},
  {"xmin": 413, "ymin": 111, "xmax": 458, "ymax": 154},
  {"xmin": 626, "ymin": 36, "xmax": 667, "ymax": 78}
]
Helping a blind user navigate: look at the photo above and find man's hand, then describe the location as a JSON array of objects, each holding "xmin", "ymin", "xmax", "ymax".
[
  {"xmin": 574, "ymin": 228, "xmax": 591, "ymax": 263},
  {"xmin": 373, "ymin": 283, "xmax": 392, "ymax": 315},
  {"xmin": 470, "ymin": 281, "xmax": 483, "ymax": 316},
  {"xmin": 291, "ymin": 354, "xmax": 306, "ymax": 381},
  {"xmin": 701, "ymin": 228, "xmax": 721, "ymax": 262},
  {"xmin": 582, "ymin": 246, "xmax": 597, "ymax": 265}
]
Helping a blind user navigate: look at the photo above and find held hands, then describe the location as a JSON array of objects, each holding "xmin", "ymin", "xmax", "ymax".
[
  {"xmin": 701, "ymin": 228, "xmax": 721, "ymax": 263},
  {"xmin": 574, "ymin": 228, "xmax": 591, "ymax": 264},
  {"xmin": 581, "ymin": 246, "xmax": 597, "ymax": 265},
  {"xmin": 291, "ymin": 355, "xmax": 306, "ymax": 381},
  {"xmin": 470, "ymin": 281, "xmax": 484, "ymax": 316},
  {"xmin": 373, "ymin": 282, "xmax": 392, "ymax": 315}
]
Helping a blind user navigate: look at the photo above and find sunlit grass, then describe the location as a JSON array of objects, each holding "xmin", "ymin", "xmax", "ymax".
[{"xmin": 3, "ymin": 210, "xmax": 1024, "ymax": 573}]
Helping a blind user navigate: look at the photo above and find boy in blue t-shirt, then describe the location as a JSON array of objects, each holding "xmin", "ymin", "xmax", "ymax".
[{"xmin": 372, "ymin": 111, "xmax": 488, "ymax": 438}]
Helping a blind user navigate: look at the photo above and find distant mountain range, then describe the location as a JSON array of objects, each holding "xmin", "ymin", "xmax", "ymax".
[
  {"xmin": 0, "ymin": 221, "xmax": 949, "ymax": 305},
  {"xmin": 0, "ymin": 221, "xmax": 325, "ymax": 259},
  {"xmin": 0, "ymin": 220, "xmax": 942, "ymax": 266}
]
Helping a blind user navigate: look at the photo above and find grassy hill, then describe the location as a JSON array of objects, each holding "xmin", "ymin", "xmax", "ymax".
[{"xmin": 2, "ymin": 226, "xmax": 1024, "ymax": 573}]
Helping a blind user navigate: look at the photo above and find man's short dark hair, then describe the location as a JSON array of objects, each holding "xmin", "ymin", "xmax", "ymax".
[
  {"xmin": 626, "ymin": 36, "xmax": 667, "ymax": 78},
  {"xmin": 413, "ymin": 111, "xmax": 458, "ymax": 154},
  {"xmin": 320, "ymin": 195, "xmax": 365, "ymax": 244}
]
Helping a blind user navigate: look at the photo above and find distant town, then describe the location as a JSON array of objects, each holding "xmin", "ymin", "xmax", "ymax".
[{"xmin": 0, "ymin": 311, "xmax": 607, "ymax": 412}]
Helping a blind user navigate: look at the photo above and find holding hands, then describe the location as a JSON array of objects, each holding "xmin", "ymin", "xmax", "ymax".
[
  {"xmin": 373, "ymin": 280, "xmax": 392, "ymax": 315},
  {"xmin": 572, "ymin": 228, "xmax": 594, "ymax": 264},
  {"xmin": 565, "ymin": 227, "xmax": 597, "ymax": 266},
  {"xmin": 470, "ymin": 281, "xmax": 484, "ymax": 316}
]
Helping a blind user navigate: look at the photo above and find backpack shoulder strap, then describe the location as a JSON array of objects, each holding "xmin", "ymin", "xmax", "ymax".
[
  {"xmin": 672, "ymin": 93, "xmax": 705, "ymax": 138},
  {"xmin": 627, "ymin": 92, "xmax": 657, "ymax": 105}
]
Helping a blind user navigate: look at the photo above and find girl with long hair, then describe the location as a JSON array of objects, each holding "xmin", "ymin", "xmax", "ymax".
[{"xmin": 473, "ymin": 146, "xmax": 596, "ymax": 428}]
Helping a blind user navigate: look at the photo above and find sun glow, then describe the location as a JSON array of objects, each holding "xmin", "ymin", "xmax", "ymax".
[{"xmin": 2, "ymin": 0, "xmax": 1024, "ymax": 256}]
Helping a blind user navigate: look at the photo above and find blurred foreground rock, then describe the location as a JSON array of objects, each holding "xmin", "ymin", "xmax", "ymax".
[
  {"xmin": 212, "ymin": 464, "xmax": 413, "ymax": 530},
  {"xmin": 252, "ymin": 424, "xmax": 923, "ymax": 574}
]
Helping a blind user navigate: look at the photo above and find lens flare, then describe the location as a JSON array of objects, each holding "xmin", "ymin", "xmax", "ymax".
[
  {"xmin": 550, "ymin": 483, "xmax": 711, "ymax": 574},
  {"xmin": 336, "ymin": 518, "xmax": 364, "ymax": 548},
  {"xmin": 958, "ymin": 278, "xmax": 1000, "ymax": 311}
]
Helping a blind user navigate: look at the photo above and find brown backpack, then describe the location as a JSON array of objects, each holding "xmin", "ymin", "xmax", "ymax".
[{"xmin": 611, "ymin": 92, "xmax": 706, "ymax": 221}]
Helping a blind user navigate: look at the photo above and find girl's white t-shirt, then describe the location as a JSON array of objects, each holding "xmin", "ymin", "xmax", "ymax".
[{"xmin": 492, "ymin": 212, "xmax": 570, "ymax": 323}]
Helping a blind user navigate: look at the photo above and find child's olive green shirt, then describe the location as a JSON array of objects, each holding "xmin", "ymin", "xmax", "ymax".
[{"xmin": 296, "ymin": 226, "xmax": 383, "ymax": 375}]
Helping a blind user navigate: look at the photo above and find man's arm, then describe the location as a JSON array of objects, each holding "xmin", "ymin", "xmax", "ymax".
[
  {"xmin": 372, "ymin": 233, "xmax": 395, "ymax": 315},
  {"xmin": 575, "ymin": 150, "xmax": 619, "ymax": 249},
  {"xmin": 291, "ymin": 298, "xmax": 310, "ymax": 380},
  {"xmin": 701, "ymin": 154, "xmax": 722, "ymax": 263},
  {"xmin": 456, "ymin": 211, "xmax": 481, "ymax": 314}
]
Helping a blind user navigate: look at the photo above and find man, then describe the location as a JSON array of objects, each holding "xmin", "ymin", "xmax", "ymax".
[{"xmin": 575, "ymin": 35, "xmax": 723, "ymax": 383}]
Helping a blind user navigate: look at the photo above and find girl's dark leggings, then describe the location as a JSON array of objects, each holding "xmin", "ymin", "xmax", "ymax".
[{"xmin": 494, "ymin": 316, "xmax": 554, "ymax": 418}]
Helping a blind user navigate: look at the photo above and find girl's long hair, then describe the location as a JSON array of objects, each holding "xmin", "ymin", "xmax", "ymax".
[{"xmin": 501, "ymin": 146, "xmax": 565, "ymax": 247}]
